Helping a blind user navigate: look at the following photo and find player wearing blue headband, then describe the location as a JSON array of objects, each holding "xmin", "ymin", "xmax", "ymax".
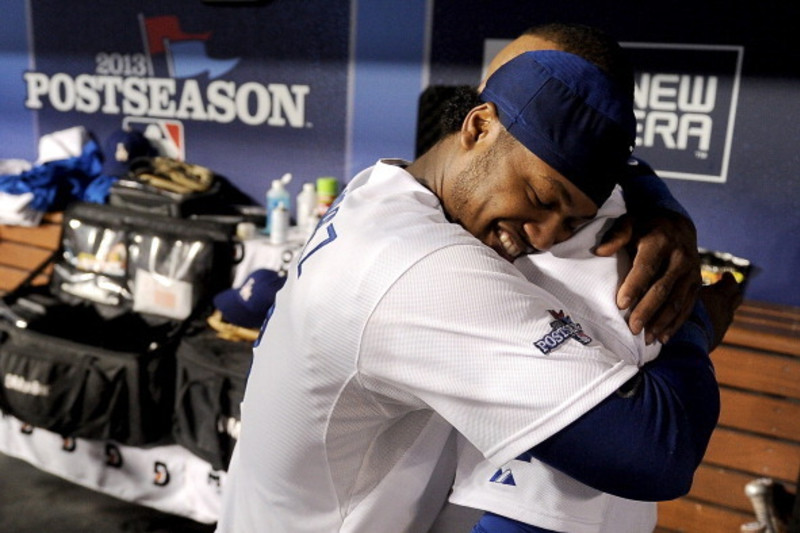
[
  {"xmin": 477, "ymin": 23, "xmax": 701, "ymax": 349},
  {"xmin": 436, "ymin": 26, "xmax": 710, "ymax": 533},
  {"xmin": 216, "ymin": 25, "xmax": 741, "ymax": 533},
  {"xmin": 418, "ymin": 28, "xmax": 705, "ymax": 533}
]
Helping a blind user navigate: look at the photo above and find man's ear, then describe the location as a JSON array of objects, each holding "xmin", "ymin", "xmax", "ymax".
[{"xmin": 460, "ymin": 102, "xmax": 499, "ymax": 149}]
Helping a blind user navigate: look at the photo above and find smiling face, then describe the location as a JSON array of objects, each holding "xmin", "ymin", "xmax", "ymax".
[
  {"xmin": 442, "ymin": 127, "xmax": 599, "ymax": 262},
  {"xmin": 411, "ymin": 42, "xmax": 626, "ymax": 262}
]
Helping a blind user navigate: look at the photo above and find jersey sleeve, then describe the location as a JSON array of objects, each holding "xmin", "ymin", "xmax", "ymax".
[
  {"xmin": 526, "ymin": 300, "xmax": 718, "ymax": 500},
  {"xmin": 358, "ymin": 243, "xmax": 642, "ymax": 468},
  {"xmin": 361, "ymin": 241, "xmax": 719, "ymax": 501}
]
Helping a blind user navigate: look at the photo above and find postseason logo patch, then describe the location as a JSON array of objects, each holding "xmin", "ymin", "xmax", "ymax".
[{"xmin": 533, "ymin": 310, "xmax": 592, "ymax": 355}]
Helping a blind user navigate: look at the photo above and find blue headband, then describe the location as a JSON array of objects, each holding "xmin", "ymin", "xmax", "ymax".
[{"xmin": 480, "ymin": 50, "xmax": 635, "ymax": 207}]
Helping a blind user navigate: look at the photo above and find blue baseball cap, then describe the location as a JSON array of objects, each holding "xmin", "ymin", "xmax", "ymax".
[
  {"xmin": 102, "ymin": 129, "xmax": 157, "ymax": 177},
  {"xmin": 213, "ymin": 269, "xmax": 287, "ymax": 329},
  {"xmin": 480, "ymin": 50, "xmax": 636, "ymax": 207}
]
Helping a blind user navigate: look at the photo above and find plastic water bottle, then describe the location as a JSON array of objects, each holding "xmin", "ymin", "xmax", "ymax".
[
  {"xmin": 265, "ymin": 172, "xmax": 291, "ymax": 234},
  {"xmin": 296, "ymin": 182, "xmax": 317, "ymax": 231},
  {"xmin": 269, "ymin": 204, "xmax": 289, "ymax": 245}
]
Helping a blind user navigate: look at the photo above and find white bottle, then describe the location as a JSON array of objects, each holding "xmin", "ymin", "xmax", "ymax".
[
  {"xmin": 269, "ymin": 204, "xmax": 289, "ymax": 245},
  {"xmin": 296, "ymin": 182, "xmax": 317, "ymax": 230},
  {"xmin": 265, "ymin": 173, "xmax": 292, "ymax": 234}
]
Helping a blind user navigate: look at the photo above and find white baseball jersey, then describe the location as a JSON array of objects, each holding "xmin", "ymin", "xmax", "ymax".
[
  {"xmin": 448, "ymin": 187, "xmax": 662, "ymax": 533},
  {"xmin": 216, "ymin": 161, "xmax": 642, "ymax": 533}
]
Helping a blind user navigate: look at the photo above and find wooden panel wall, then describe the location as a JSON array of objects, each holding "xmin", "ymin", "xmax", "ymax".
[{"xmin": 657, "ymin": 301, "xmax": 800, "ymax": 532}]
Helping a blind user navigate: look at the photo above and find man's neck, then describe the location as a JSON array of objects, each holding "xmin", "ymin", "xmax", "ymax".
[{"xmin": 405, "ymin": 138, "xmax": 453, "ymax": 199}]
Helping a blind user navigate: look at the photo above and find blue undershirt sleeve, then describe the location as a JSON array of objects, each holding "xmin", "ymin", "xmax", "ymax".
[
  {"xmin": 472, "ymin": 513, "xmax": 559, "ymax": 533},
  {"xmin": 470, "ymin": 165, "xmax": 709, "ymax": 532},
  {"xmin": 620, "ymin": 157, "xmax": 692, "ymax": 220}
]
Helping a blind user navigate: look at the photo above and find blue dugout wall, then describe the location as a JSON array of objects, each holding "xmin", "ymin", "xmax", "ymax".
[{"xmin": 1, "ymin": 0, "xmax": 798, "ymax": 307}]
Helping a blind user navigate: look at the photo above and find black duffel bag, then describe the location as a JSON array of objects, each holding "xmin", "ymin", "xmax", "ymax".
[
  {"xmin": 172, "ymin": 325, "xmax": 252, "ymax": 471},
  {"xmin": 0, "ymin": 292, "xmax": 180, "ymax": 445}
]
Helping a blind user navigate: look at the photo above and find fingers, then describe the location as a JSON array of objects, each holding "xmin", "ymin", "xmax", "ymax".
[
  {"xmin": 594, "ymin": 215, "xmax": 633, "ymax": 257},
  {"xmin": 617, "ymin": 237, "xmax": 665, "ymax": 320},
  {"xmin": 620, "ymin": 242, "xmax": 701, "ymax": 340},
  {"xmin": 625, "ymin": 274, "xmax": 671, "ymax": 341},
  {"xmin": 641, "ymin": 270, "xmax": 701, "ymax": 344},
  {"xmin": 615, "ymin": 208, "xmax": 701, "ymax": 341}
]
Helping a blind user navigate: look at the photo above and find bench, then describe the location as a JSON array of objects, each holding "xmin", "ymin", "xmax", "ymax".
[
  {"xmin": 0, "ymin": 212, "xmax": 62, "ymax": 296},
  {"xmin": 2, "ymin": 217, "xmax": 799, "ymax": 531},
  {"xmin": 657, "ymin": 300, "xmax": 800, "ymax": 532}
]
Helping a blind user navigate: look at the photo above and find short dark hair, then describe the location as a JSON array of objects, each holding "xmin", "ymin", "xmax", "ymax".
[
  {"xmin": 438, "ymin": 85, "xmax": 483, "ymax": 136},
  {"xmin": 420, "ymin": 22, "xmax": 634, "ymax": 153},
  {"xmin": 523, "ymin": 22, "xmax": 634, "ymax": 98},
  {"xmin": 414, "ymin": 85, "xmax": 483, "ymax": 156}
]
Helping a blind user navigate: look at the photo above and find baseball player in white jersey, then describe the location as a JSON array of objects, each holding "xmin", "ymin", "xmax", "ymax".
[
  {"xmin": 448, "ymin": 184, "xmax": 663, "ymax": 533},
  {"xmin": 438, "ymin": 24, "xmax": 700, "ymax": 533},
  {"xmin": 218, "ymin": 159, "xmax": 643, "ymax": 533},
  {"xmin": 217, "ymin": 49, "xmax": 737, "ymax": 533}
]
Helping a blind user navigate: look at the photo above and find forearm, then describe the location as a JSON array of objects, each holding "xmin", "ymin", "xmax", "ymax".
[
  {"xmin": 527, "ymin": 301, "xmax": 717, "ymax": 501},
  {"xmin": 619, "ymin": 157, "xmax": 692, "ymax": 220}
]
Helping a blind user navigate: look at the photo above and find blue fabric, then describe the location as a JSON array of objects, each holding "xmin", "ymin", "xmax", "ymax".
[
  {"xmin": 101, "ymin": 129, "xmax": 157, "ymax": 177},
  {"xmin": 480, "ymin": 50, "xmax": 635, "ymax": 207},
  {"xmin": 472, "ymin": 513, "xmax": 558, "ymax": 533},
  {"xmin": 83, "ymin": 175, "xmax": 119, "ymax": 204},
  {"xmin": 0, "ymin": 139, "xmax": 115, "ymax": 210},
  {"xmin": 620, "ymin": 157, "xmax": 692, "ymax": 220},
  {"xmin": 213, "ymin": 269, "xmax": 287, "ymax": 329},
  {"xmin": 523, "ymin": 300, "xmax": 718, "ymax": 501},
  {"xmin": 468, "ymin": 302, "xmax": 716, "ymax": 531}
]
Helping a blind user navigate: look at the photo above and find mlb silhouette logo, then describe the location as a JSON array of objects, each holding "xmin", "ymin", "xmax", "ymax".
[{"xmin": 123, "ymin": 117, "xmax": 185, "ymax": 160}]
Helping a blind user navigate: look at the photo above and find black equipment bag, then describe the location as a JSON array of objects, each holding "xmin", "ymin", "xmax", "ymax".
[
  {"xmin": 108, "ymin": 177, "xmax": 226, "ymax": 218},
  {"xmin": 108, "ymin": 156, "xmax": 257, "ymax": 219},
  {"xmin": 0, "ymin": 289, "xmax": 181, "ymax": 445},
  {"xmin": 172, "ymin": 325, "xmax": 252, "ymax": 471},
  {"xmin": 50, "ymin": 202, "xmax": 239, "ymax": 322}
]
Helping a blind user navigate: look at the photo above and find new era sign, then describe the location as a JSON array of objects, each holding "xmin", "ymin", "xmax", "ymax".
[{"xmin": 622, "ymin": 43, "xmax": 744, "ymax": 183}]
